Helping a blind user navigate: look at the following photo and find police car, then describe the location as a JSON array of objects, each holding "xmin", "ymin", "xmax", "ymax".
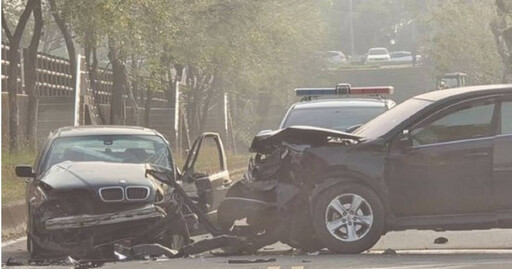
[{"xmin": 278, "ymin": 84, "xmax": 396, "ymax": 132}]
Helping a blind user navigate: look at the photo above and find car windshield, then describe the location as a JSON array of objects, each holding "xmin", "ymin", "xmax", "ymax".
[
  {"xmin": 369, "ymin": 49, "xmax": 388, "ymax": 55},
  {"xmin": 44, "ymin": 135, "xmax": 173, "ymax": 171},
  {"xmin": 282, "ymin": 106, "xmax": 386, "ymax": 131},
  {"xmin": 354, "ymin": 98, "xmax": 432, "ymax": 138}
]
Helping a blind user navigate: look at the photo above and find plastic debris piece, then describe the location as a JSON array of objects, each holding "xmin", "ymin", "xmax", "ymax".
[
  {"xmin": 228, "ymin": 258, "xmax": 277, "ymax": 264},
  {"xmin": 383, "ymin": 248, "xmax": 397, "ymax": 255},
  {"xmin": 5, "ymin": 257, "xmax": 23, "ymax": 266},
  {"xmin": 434, "ymin": 237, "xmax": 448, "ymax": 244}
]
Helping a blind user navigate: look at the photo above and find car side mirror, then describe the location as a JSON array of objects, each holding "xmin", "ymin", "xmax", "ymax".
[
  {"xmin": 15, "ymin": 165, "xmax": 35, "ymax": 178},
  {"xmin": 398, "ymin": 129, "xmax": 413, "ymax": 149}
]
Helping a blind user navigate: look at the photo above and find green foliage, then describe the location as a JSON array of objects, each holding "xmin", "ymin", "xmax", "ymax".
[{"xmin": 419, "ymin": 0, "xmax": 502, "ymax": 84}]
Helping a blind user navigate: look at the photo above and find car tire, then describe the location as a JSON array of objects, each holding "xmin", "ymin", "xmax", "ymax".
[
  {"xmin": 312, "ymin": 183, "xmax": 385, "ymax": 254},
  {"xmin": 27, "ymin": 233, "xmax": 49, "ymax": 258},
  {"xmin": 27, "ymin": 214, "xmax": 45, "ymax": 258}
]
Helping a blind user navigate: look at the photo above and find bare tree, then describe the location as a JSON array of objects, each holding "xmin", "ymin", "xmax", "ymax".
[
  {"xmin": 2, "ymin": 0, "xmax": 36, "ymax": 152},
  {"xmin": 24, "ymin": 0, "xmax": 43, "ymax": 147},
  {"xmin": 48, "ymin": 0, "xmax": 76, "ymax": 89},
  {"xmin": 108, "ymin": 37, "xmax": 127, "ymax": 125},
  {"xmin": 492, "ymin": 0, "xmax": 512, "ymax": 82}
]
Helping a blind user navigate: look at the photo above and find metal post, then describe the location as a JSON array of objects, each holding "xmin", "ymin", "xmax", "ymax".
[
  {"xmin": 174, "ymin": 81, "xmax": 180, "ymax": 147},
  {"xmin": 223, "ymin": 93, "xmax": 228, "ymax": 134},
  {"xmin": 349, "ymin": 0, "xmax": 355, "ymax": 59},
  {"xmin": 73, "ymin": 54, "xmax": 81, "ymax": 126}
]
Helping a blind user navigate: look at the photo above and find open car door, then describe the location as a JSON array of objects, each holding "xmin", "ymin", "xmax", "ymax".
[{"xmin": 181, "ymin": 132, "xmax": 232, "ymax": 226}]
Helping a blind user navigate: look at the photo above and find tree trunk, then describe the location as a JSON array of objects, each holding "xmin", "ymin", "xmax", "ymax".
[
  {"xmin": 85, "ymin": 42, "xmax": 106, "ymax": 124},
  {"xmin": 123, "ymin": 65, "xmax": 139, "ymax": 125},
  {"xmin": 144, "ymin": 89, "xmax": 153, "ymax": 128},
  {"xmin": 492, "ymin": 1, "xmax": 512, "ymax": 83},
  {"xmin": 24, "ymin": 0, "xmax": 43, "ymax": 148},
  {"xmin": 49, "ymin": 0, "xmax": 76, "ymax": 91},
  {"xmin": 108, "ymin": 37, "xmax": 126, "ymax": 125},
  {"xmin": 2, "ymin": 1, "xmax": 35, "ymax": 153}
]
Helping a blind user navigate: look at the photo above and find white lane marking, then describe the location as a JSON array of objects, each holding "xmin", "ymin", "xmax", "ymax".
[
  {"xmin": 267, "ymin": 267, "xmax": 281, "ymax": 269},
  {"xmin": 368, "ymin": 262, "xmax": 512, "ymax": 269},
  {"xmin": 369, "ymin": 249, "xmax": 512, "ymax": 254},
  {"xmin": 2, "ymin": 236, "xmax": 27, "ymax": 247}
]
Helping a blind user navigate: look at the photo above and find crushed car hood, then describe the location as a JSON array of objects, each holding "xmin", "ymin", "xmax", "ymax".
[
  {"xmin": 40, "ymin": 161, "xmax": 155, "ymax": 191},
  {"xmin": 250, "ymin": 126, "xmax": 363, "ymax": 154}
]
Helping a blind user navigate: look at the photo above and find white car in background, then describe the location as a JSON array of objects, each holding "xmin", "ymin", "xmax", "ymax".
[
  {"xmin": 325, "ymin": 51, "xmax": 347, "ymax": 68},
  {"xmin": 365, "ymin": 47, "xmax": 391, "ymax": 64},
  {"xmin": 390, "ymin": 51, "xmax": 421, "ymax": 64}
]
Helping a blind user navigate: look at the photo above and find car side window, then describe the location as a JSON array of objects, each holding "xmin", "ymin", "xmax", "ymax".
[
  {"xmin": 502, "ymin": 101, "xmax": 512, "ymax": 135},
  {"xmin": 411, "ymin": 102, "xmax": 495, "ymax": 146}
]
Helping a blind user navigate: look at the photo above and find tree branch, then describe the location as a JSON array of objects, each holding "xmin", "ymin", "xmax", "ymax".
[
  {"xmin": 13, "ymin": 0, "xmax": 36, "ymax": 41},
  {"xmin": 28, "ymin": 0, "xmax": 43, "ymax": 52},
  {"xmin": 1, "ymin": 10, "xmax": 13, "ymax": 41}
]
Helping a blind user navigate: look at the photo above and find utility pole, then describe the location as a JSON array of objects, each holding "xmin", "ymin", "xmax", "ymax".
[
  {"xmin": 349, "ymin": 0, "xmax": 355, "ymax": 59},
  {"xmin": 411, "ymin": 19, "xmax": 417, "ymax": 66}
]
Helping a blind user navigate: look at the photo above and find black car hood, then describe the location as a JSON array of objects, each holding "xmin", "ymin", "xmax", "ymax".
[
  {"xmin": 40, "ymin": 161, "xmax": 156, "ymax": 191},
  {"xmin": 250, "ymin": 126, "xmax": 362, "ymax": 154}
]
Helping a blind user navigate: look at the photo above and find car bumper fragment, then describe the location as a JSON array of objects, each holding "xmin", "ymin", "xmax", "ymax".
[{"xmin": 44, "ymin": 204, "xmax": 165, "ymax": 230}]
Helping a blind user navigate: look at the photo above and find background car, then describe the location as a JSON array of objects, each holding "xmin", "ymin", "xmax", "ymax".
[
  {"xmin": 325, "ymin": 51, "xmax": 347, "ymax": 66},
  {"xmin": 389, "ymin": 51, "xmax": 422, "ymax": 64},
  {"xmin": 364, "ymin": 47, "xmax": 391, "ymax": 64}
]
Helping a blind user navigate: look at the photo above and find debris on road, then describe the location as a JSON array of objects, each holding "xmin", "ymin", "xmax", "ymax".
[
  {"xmin": 434, "ymin": 237, "xmax": 448, "ymax": 244},
  {"xmin": 4, "ymin": 257, "xmax": 23, "ymax": 266},
  {"xmin": 383, "ymin": 248, "xmax": 397, "ymax": 255},
  {"xmin": 228, "ymin": 258, "xmax": 277, "ymax": 264},
  {"xmin": 114, "ymin": 243, "xmax": 179, "ymax": 260}
]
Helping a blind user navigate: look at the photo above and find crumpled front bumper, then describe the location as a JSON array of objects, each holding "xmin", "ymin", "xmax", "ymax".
[{"xmin": 44, "ymin": 204, "xmax": 165, "ymax": 230}]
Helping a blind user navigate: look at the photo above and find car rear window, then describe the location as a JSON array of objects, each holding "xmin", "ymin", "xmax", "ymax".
[
  {"xmin": 369, "ymin": 49, "xmax": 388, "ymax": 55},
  {"xmin": 282, "ymin": 106, "xmax": 386, "ymax": 132}
]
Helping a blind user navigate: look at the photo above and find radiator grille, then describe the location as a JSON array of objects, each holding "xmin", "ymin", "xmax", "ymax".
[
  {"xmin": 99, "ymin": 187, "xmax": 124, "ymax": 201},
  {"xmin": 126, "ymin": 187, "xmax": 150, "ymax": 200}
]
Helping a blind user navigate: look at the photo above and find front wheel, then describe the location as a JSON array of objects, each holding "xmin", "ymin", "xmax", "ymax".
[{"xmin": 312, "ymin": 183, "xmax": 385, "ymax": 254}]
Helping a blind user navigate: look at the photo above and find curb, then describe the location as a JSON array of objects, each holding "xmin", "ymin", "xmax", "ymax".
[{"xmin": 1, "ymin": 200, "xmax": 27, "ymax": 239}]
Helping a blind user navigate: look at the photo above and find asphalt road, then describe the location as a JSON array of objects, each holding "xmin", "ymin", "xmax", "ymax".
[{"xmin": 3, "ymin": 229, "xmax": 512, "ymax": 268}]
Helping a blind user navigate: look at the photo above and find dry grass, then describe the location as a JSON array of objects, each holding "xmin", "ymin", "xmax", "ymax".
[
  {"xmin": 1, "ymin": 147, "xmax": 248, "ymax": 204},
  {"xmin": 2, "ymin": 149, "xmax": 36, "ymax": 204}
]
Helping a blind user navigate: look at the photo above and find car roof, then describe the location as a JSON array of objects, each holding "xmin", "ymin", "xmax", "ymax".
[
  {"xmin": 390, "ymin": 51, "xmax": 410, "ymax": 55},
  {"xmin": 53, "ymin": 125, "xmax": 160, "ymax": 138},
  {"xmin": 290, "ymin": 98, "xmax": 390, "ymax": 110},
  {"xmin": 414, "ymin": 84, "xmax": 512, "ymax": 102},
  {"xmin": 369, "ymin": 47, "xmax": 388, "ymax": 51}
]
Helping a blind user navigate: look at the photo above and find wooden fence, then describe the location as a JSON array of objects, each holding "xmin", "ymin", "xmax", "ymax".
[{"xmin": 1, "ymin": 44, "xmax": 235, "ymax": 152}]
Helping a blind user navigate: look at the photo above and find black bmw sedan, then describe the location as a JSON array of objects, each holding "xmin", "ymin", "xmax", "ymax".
[{"xmin": 16, "ymin": 126, "xmax": 231, "ymax": 258}]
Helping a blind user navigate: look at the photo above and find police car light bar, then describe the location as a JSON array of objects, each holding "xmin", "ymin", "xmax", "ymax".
[
  {"xmin": 295, "ymin": 84, "xmax": 394, "ymax": 97},
  {"xmin": 350, "ymin": 86, "xmax": 394, "ymax": 95}
]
